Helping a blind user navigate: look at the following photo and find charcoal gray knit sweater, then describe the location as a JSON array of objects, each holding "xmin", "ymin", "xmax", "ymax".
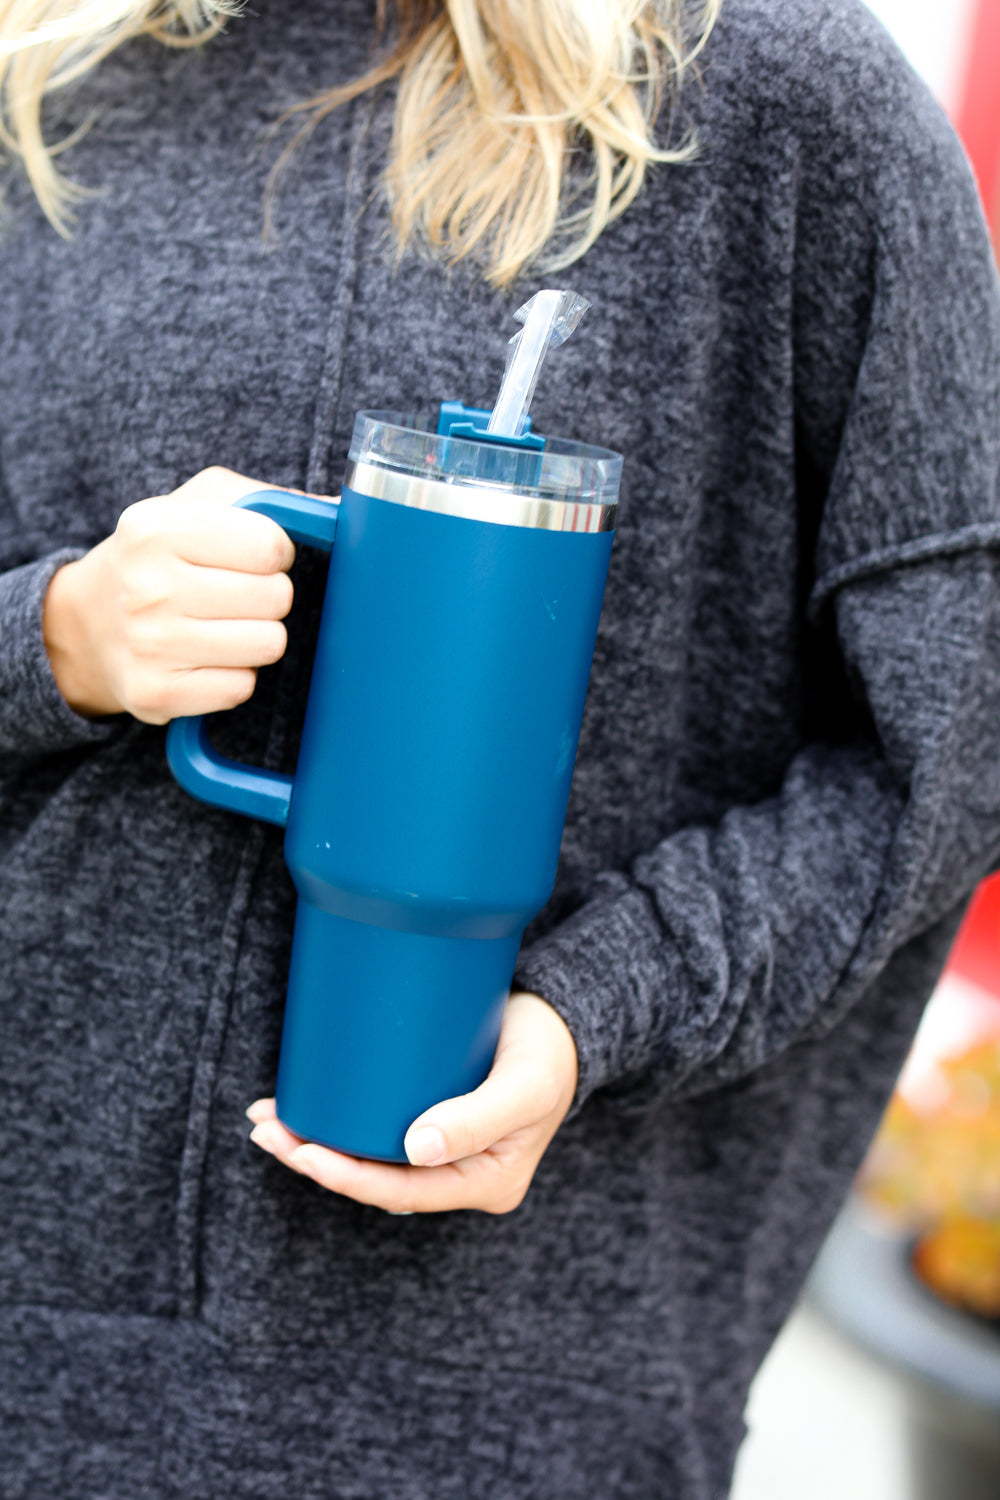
[{"xmin": 2, "ymin": 1, "xmax": 1000, "ymax": 1496}]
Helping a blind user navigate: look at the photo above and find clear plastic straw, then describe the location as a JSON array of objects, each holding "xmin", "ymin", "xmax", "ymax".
[{"xmin": 487, "ymin": 290, "xmax": 590, "ymax": 438}]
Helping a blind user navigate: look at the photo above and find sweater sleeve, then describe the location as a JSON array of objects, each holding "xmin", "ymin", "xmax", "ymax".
[
  {"xmin": 514, "ymin": 551, "xmax": 1000, "ymax": 1108},
  {"xmin": 514, "ymin": 21, "xmax": 1000, "ymax": 1110},
  {"xmin": 0, "ymin": 544, "xmax": 118, "ymax": 766}
]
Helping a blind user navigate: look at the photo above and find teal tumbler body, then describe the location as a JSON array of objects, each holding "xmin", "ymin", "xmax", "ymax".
[{"xmin": 167, "ymin": 408, "xmax": 620, "ymax": 1160}]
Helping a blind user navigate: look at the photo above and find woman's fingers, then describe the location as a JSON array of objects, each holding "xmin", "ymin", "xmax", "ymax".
[
  {"xmin": 169, "ymin": 465, "xmax": 282, "ymax": 509},
  {"xmin": 248, "ymin": 1106, "xmax": 520, "ymax": 1214},
  {"xmin": 117, "ymin": 496, "xmax": 296, "ymax": 575},
  {"xmin": 175, "ymin": 508, "xmax": 296, "ymax": 574},
  {"xmin": 402, "ymin": 1057, "xmax": 550, "ymax": 1169},
  {"xmin": 245, "ymin": 994, "xmax": 580, "ymax": 1216},
  {"xmin": 130, "ymin": 667, "xmax": 258, "ymax": 722},
  {"xmin": 403, "ymin": 993, "xmax": 577, "ymax": 1166},
  {"xmin": 246, "ymin": 1099, "xmax": 278, "ymax": 1126},
  {"xmin": 143, "ymin": 616, "xmax": 288, "ymax": 670},
  {"xmin": 43, "ymin": 467, "xmax": 324, "ymax": 722},
  {"xmin": 172, "ymin": 564, "xmax": 294, "ymax": 621}
]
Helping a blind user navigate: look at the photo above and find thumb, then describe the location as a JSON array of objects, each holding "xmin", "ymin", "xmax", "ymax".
[{"xmin": 403, "ymin": 1048, "xmax": 552, "ymax": 1167}]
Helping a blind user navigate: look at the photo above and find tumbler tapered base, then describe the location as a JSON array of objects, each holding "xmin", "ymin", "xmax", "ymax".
[{"xmin": 275, "ymin": 901, "xmax": 520, "ymax": 1162}]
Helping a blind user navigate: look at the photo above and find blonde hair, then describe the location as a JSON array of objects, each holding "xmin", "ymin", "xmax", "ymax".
[{"xmin": 0, "ymin": 0, "xmax": 721, "ymax": 286}]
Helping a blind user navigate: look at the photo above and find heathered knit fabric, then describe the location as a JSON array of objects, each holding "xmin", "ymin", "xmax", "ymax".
[{"xmin": 2, "ymin": 1, "xmax": 1000, "ymax": 1496}]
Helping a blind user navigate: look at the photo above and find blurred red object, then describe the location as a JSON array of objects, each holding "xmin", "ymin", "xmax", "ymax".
[
  {"xmin": 946, "ymin": 875, "xmax": 1000, "ymax": 999},
  {"xmin": 937, "ymin": 2, "xmax": 1000, "ymax": 991},
  {"xmin": 955, "ymin": 0, "xmax": 1000, "ymax": 245}
]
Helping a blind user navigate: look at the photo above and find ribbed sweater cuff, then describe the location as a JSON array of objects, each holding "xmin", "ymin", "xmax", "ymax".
[
  {"xmin": 0, "ymin": 552, "xmax": 119, "ymax": 760},
  {"xmin": 512, "ymin": 880, "xmax": 652, "ymax": 1117}
]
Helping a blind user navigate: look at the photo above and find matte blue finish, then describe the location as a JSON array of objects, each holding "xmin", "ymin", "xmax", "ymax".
[
  {"xmin": 165, "ymin": 714, "xmax": 293, "ymax": 828},
  {"xmin": 166, "ymin": 458, "xmax": 614, "ymax": 1161},
  {"xmin": 235, "ymin": 489, "xmax": 340, "ymax": 551},
  {"xmin": 285, "ymin": 486, "xmax": 613, "ymax": 940},
  {"xmin": 276, "ymin": 905, "xmax": 520, "ymax": 1160}
]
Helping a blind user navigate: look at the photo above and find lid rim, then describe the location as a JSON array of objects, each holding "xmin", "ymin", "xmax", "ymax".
[
  {"xmin": 344, "ymin": 459, "xmax": 617, "ymax": 533},
  {"xmin": 353, "ymin": 409, "xmax": 623, "ymax": 470}
]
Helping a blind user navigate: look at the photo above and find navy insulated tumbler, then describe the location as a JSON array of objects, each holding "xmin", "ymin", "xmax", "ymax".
[{"xmin": 166, "ymin": 403, "xmax": 621, "ymax": 1160}]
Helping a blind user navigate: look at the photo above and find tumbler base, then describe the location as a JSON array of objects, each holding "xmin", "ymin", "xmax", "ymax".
[{"xmin": 275, "ymin": 901, "xmax": 521, "ymax": 1162}]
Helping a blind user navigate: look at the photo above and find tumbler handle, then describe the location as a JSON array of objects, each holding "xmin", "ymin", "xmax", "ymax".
[{"xmin": 165, "ymin": 490, "xmax": 340, "ymax": 829}]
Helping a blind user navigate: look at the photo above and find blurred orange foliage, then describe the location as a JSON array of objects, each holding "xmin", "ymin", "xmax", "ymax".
[
  {"xmin": 912, "ymin": 1218, "xmax": 1000, "ymax": 1320},
  {"xmin": 859, "ymin": 1039, "xmax": 1000, "ymax": 1316}
]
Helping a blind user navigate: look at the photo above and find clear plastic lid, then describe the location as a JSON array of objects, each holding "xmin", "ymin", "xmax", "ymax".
[{"xmin": 348, "ymin": 411, "xmax": 622, "ymax": 509}]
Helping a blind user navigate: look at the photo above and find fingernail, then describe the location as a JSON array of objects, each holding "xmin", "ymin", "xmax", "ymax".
[
  {"xmin": 287, "ymin": 1145, "xmax": 325, "ymax": 1176},
  {"xmin": 249, "ymin": 1122, "xmax": 278, "ymax": 1153},
  {"xmin": 404, "ymin": 1124, "xmax": 446, "ymax": 1166},
  {"xmin": 245, "ymin": 1101, "xmax": 268, "ymax": 1124}
]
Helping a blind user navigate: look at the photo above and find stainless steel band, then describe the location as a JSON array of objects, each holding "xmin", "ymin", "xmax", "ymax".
[{"xmin": 344, "ymin": 459, "xmax": 617, "ymax": 533}]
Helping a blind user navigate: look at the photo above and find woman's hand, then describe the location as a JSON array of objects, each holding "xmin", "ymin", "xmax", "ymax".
[
  {"xmin": 43, "ymin": 467, "xmax": 301, "ymax": 722},
  {"xmin": 247, "ymin": 991, "xmax": 578, "ymax": 1214}
]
